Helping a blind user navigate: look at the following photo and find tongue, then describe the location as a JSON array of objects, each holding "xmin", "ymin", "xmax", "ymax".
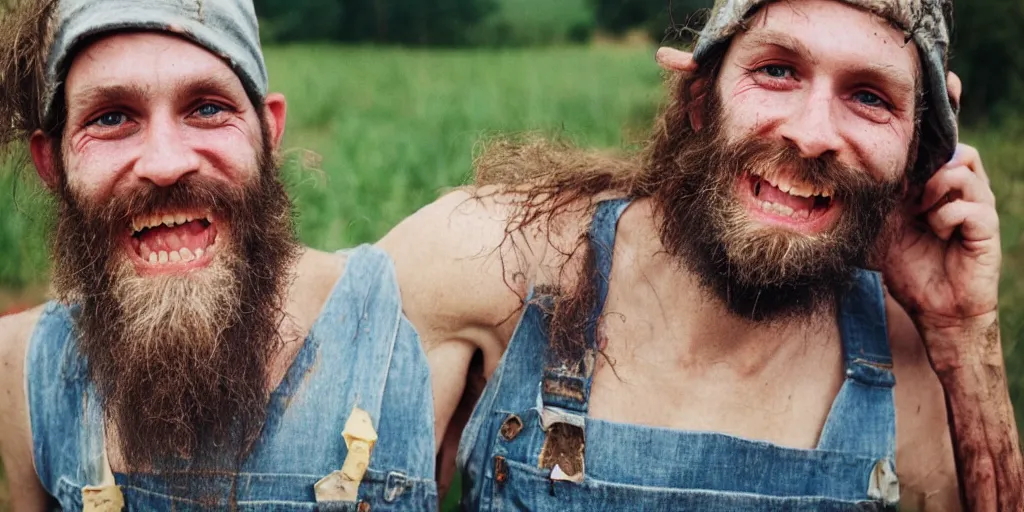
[
  {"xmin": 138, "ymin": 221, "xmax": 213, "ymax": 253},
  {"xmin": 757, "ymin": 181, "xmax": 815, "ymax": 211}
]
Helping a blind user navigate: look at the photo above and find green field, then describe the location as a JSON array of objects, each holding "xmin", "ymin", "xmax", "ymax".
[{"xmin": 1, "ymin": 44, "xmax": 1022, "ymax": 508}]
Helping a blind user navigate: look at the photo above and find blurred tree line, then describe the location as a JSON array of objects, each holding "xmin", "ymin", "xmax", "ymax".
[{"xmin": 254, "ymin": 0, "xmax": 1023, "ymax": 123}]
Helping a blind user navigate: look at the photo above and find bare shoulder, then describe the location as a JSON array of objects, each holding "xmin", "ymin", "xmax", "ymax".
[
  {"xmin": 885, "ymin": 294, "xmax": 961, "ymax": 511},
  {"xmin": 0, "ymin": 305, "xmax": 49, "ymax": 508},
  {"xmin": 378, "ymin": 187, "xmax": 593, "ymax": 350},
  {"xmin": 0, "ymin": 305, "xmax": 44, "ymax": 390}
]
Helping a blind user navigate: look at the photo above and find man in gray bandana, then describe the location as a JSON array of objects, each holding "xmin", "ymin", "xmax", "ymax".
[
  {"xmin": 385, "ymin": 0, "xmax": 1023, "ymax": 509},
  {"xmin": 0, "ymin": 0, "xmax": 439, "ymax": 509}
]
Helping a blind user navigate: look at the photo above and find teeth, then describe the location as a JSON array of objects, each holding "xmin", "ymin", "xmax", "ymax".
[
  {"xmin": 789, "ymin": 184, "xmax": 813, "ymax": 198},
  {"xmin": 169, "ymin": 250, "xmax": 181, "ymax": 262},
  {"xmin": 148, "ymin": 252, "xmax": 158, "ymax": 264},
  {"xmin": 175, "ymin": 214, "xmax": 188, "ymax": 226},
  {"xmin": 158, "ymin": 251, "xmax": 168, "ymax": 263},
  {"xmin": 761, "ymin": 201, "xmax": 796, "ymax": 217},
  {"xmin": 195, "ymin": 247, "xmax": 205, "ymax": 259},
  {"xmin": 180, "ymin": 247, "xmax": 195, "ymax": 262}
]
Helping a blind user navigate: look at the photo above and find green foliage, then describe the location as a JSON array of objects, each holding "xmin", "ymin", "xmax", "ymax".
[
  {"xmin": 469, "ymin": 0, "xmax": 595, "ymax": 47},
  {"xmin": 254, "ymin": 0, "xmax": 498, "ymax": 45},
  {"xmin": 948, "ymin": 0, "xmax": 1024, "ymax": 124},
  {"xmin": 590, "ymin": 0, "xmax": 710, "ymax": 42}
]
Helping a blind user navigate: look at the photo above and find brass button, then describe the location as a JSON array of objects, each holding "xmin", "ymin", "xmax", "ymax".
[
  {"xmin": 357, "ymin": 502, "xmax": 371, "ymax": 512},
  {"xmin": 500, "ymin": 414, "xmax": 524, "ymax": 441}
]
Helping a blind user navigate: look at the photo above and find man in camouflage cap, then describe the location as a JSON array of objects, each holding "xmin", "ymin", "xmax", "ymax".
[{"xmin": 386, "ymin": 0, "xmax": 1022, "ymax": 509}]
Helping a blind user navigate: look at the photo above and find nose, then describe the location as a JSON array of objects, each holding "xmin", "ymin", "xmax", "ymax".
[
  {"xmin": 778, "ymin": 87, "xmax": 845, "ymax": 159},
  {"xmin": 133, "ymin": 113, "xmax": 201, "ymax": 187}
]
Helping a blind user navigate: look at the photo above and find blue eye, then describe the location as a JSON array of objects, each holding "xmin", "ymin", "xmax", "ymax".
[
  {"xmin": 196, "ymin": 103, "xmax": 224, "ymax": 117},
  {"xmin": 94, "ymin": 112, "xmax": 126, "ymax": 127},
  {"xmin": 853, "ymin": 91, "xmax": 886, "ymax": 108},
  {"xmin": 759, "ymin": 65, "xmax": 792, "ymax": 79}
]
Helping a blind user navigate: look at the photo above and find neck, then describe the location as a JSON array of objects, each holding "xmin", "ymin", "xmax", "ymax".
[
  {"xmin": 615, "ymin": 198, "xmax": 840, "ymax": 376},
  {"xmin": 267, "ymin": 247, "xmax": 346, "ymax": 390}
]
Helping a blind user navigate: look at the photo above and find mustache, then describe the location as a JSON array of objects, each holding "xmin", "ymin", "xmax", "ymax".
[
  {"xmin": 715, "ymin": 136, "xmax": 893, "ymax": 203},
  {"xmin": 65, "ymin": 174, "xmax": 250, "ymax": 232}
]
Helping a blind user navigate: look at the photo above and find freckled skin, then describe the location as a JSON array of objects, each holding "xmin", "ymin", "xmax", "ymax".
[{"xmin": 716, "ymin": 2, "xmax": 919, "ymax": 185}]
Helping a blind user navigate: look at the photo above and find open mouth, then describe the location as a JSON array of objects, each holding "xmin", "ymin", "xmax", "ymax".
[
  {"xmin": 742, "ymin": 171, "xmax": 838, "ymax": 230},
  {"xmin": 127, "ymin": 212, "xmax": 218, "ymax": 269}
]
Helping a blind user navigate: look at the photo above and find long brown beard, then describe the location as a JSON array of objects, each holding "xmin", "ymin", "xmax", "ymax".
[
  {"xmin": 646, "ymin": 90, "xmax": 906, "ymax": 321},
  {"xmin": 50, "ymin": 139, "xmax": 298, "ymax": 477}
]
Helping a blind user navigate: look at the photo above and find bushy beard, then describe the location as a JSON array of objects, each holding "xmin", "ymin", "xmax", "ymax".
[
  {"xmin": 50, "ymin": 140, "xmax": 298, "ymax": 476},
  {"xmin": 647, "ymin": 93, "xmax": 905, "ymax": 322}
]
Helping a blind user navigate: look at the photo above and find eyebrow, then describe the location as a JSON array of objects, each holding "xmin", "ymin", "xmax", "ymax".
[
  {"xmin": 737, "ymin": 29, "xmax": 918, "ymax": 102},
  {"xmin": 68, "ymin": 73, "xmax": 246, "ymax": 116},
  {"xmin": 737, "ymin": 31, "xmax": 819, "ymax": 66}
]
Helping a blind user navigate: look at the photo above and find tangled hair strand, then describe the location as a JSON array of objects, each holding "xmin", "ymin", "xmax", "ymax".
[{"xmin": 0, "ymin": 0, "xmax": 59, "ymax": 167}]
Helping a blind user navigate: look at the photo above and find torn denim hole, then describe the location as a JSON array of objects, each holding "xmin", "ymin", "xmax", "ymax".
[
  {"xmin": 538, "ymin": 421, "xmax": 585, "ymax": 482},
  {"xmin": 82, "ymin": 484, "xmax": 124, "ymax": 512},
  {"xmin": 494, "ymin": 456, "xmax": 510, "ymax": 487},
  {"xmin": 867, "ymin": 459, "xmax": 900, "ymax": 505}
]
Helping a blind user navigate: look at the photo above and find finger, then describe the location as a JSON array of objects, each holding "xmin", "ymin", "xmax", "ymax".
[
  {"xmin": 947, "ymin": 71, "xmax": 962, "ymax": 110},
  {"xmin": 915, "ymin": 165, "xmax": 996, "ymax": 215},
  {"xmin": 656, "ymin": 47, "xmax": 698, "ymax": 73},
  {"xmin": 946, "ymin": 143, "xmax": 989, "ymax": 184},
  {"xmin": 925, "ymin": 199, "xmax": 999, "ymax": 243}
]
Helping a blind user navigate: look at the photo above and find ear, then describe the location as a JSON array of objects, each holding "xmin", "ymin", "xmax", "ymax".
[
  {"xmin": 262, "ymin": 92, "xmax": 288, "ymax": 151},
  {"xmin": 655, "ymin": 47, "xmax": 697, "ymax": 73},
  {"xmin": 946, "ymin": 71, "xmax": 962, "ymax": 112},
  {"xmin": 687, "ymin": 78, "xmax": 709, "ymax": 132},
  {"xmin": 29, "ymin": 130, "xmax": 59, "ymax": 190}
]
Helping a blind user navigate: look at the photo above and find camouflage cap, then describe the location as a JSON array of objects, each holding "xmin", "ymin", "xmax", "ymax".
[
  {"xmin": 43, "ymin": 0, "xmax": 268, "ymax": 124},
  {"xmin": 693, "ymin": 0, "xmax": 957, "ymax": 177}
]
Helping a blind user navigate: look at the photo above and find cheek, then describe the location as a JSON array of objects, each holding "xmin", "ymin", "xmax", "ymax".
[
  {"xmin": 849, "ymin": 122, "xmax": 915, "ymax": 181},
  {"xmin": 63, "ymin": 143, "xmax": 135, "ymax": 199},
  {"xmin": 182, "ymin": 128, "xmax": 262, "ymax": 182},
  {"xmin": 719, "ymin": 82, "xmax": 799, "ymax": 141}
]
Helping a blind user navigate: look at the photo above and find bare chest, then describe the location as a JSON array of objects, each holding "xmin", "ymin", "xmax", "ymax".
[{"xmin": 585, "ymin": 298, "xmax": 846, "ymax": 450}]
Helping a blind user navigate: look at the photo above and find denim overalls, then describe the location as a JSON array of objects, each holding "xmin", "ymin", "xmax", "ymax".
[
  {"xmin": 27, "ymin": 245, "xmax": 438, "ymax": 511},
  {"xmin": 457, "ymin": 199, "xmax": 901, "ymax": 511}
]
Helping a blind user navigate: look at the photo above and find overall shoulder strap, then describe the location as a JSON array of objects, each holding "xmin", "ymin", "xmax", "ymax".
[
  {"xmin": 26, "ymin": 302, "xmax": 103, "ymax": 493},
  {"xmin": 816, "ymin": 269, "xmax": 897, "ymax": 463},
  {"xmin": 540, "ymin": 198, "xmax": 631, "ymax": 414},
  {"xmin": 313, "ymin": 244, "xmax": 402, "ymax": 430}
]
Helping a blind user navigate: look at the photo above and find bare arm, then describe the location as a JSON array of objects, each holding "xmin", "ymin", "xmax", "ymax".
[
  {"xmin": 379, "ymin": 187, "xmax": 593, "ymax": 497},
  {"xmin": 378, "ymin": 189, "xmax": 539, "ymax": 494},
  {"xmin": 925, "ymin": 314, "xmax": 1023, "ymax": 511},
  {"xmin": 0, "ymin": 307, "xmax": 50, "ymax": 511},
  {"xmin": 882, "ymin": 143, "xmax": 1022, "ymax": 511}
]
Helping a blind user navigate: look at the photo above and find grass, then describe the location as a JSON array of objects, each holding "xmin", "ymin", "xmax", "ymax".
[{"xmin": 0, "ymin": 44, "xmax": 1022, "ymax": 508}]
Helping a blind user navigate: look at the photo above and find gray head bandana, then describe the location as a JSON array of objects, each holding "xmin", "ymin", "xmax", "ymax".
[
  {"xmin": 693, "ymin": 0, "xmax": 958, "ymax": 177},
  {"xmin": 43, "ymin": 0, "xmax": 268, "ymax": 124}
]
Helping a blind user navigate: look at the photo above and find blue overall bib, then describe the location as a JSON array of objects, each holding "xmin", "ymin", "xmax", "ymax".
[
  {"xmin": 457, "ymin": 199, "xmax": 900, "ymax": 511},
  {"xmin": 27, "ymin": 245, "xmax": 438, "ymax": 510}
]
